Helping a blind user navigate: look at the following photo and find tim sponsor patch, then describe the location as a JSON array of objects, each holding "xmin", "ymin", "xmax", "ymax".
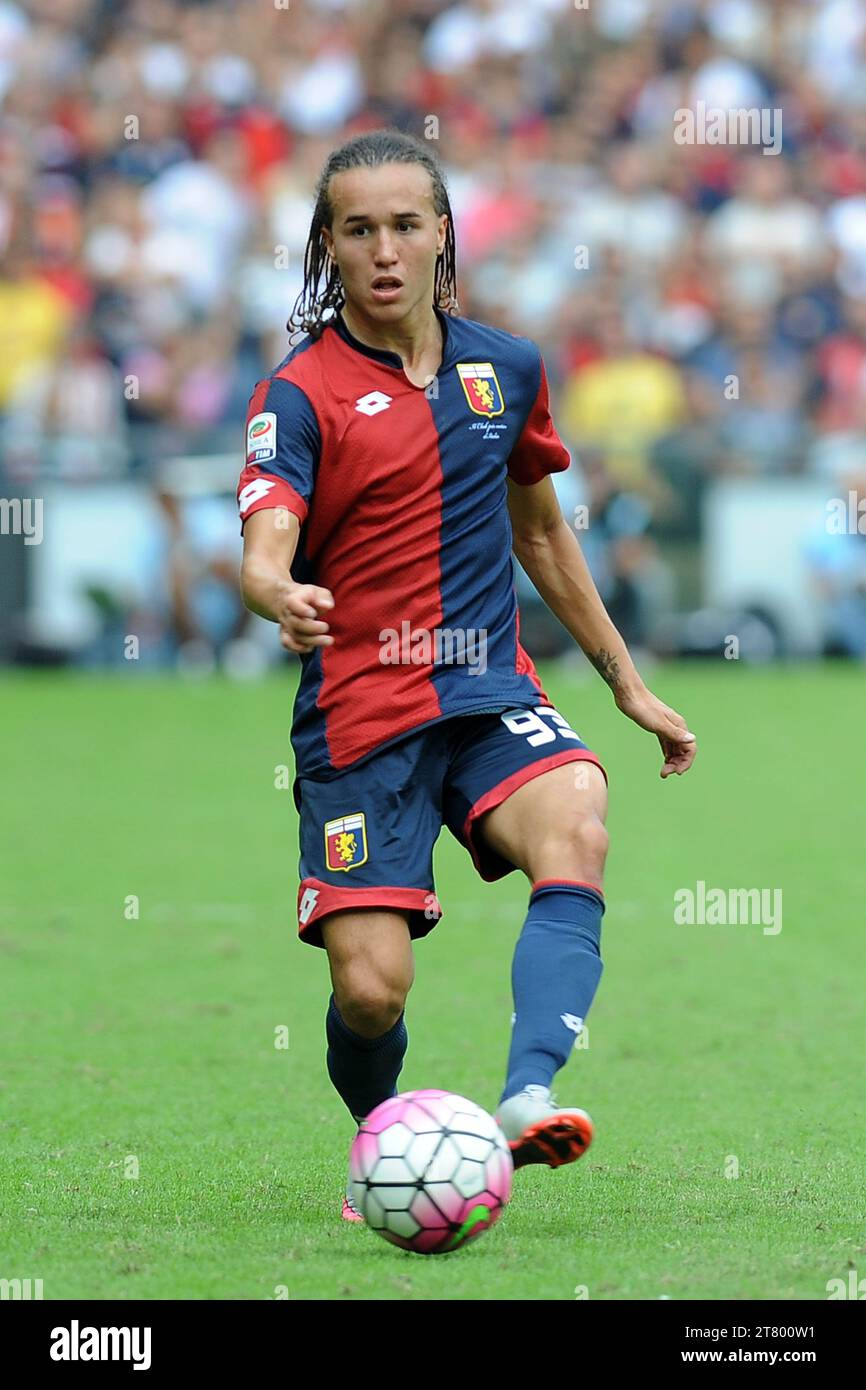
[{"xmin": 246, "ymin": 411, "xmax": 277, "ymax": 464}]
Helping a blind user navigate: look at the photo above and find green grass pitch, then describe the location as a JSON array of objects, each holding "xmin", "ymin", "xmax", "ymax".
[{"xmin": 2, "ymin": 663, "xmax": 863, "ymax": 1300}]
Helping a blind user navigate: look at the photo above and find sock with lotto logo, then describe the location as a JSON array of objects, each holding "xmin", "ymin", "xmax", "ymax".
[
  {"xmin": 499, "ymin": 880, "xmax": 604, "ymax": 1105},
  {"xmin": 326, "ymin": 993, "xmax": 408, "ymax": 1124}
]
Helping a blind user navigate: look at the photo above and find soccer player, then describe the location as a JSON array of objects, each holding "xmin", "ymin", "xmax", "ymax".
[{"xmin": 237, "ymin": 130, "xmax": 696, "ymax": 1221}]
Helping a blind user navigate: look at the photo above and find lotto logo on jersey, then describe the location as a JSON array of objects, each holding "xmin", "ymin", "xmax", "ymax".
[
  {"xmin": 456, "ymin": 362, "xmax": 505, "ymax": 417},
  {"xmin": 246, "ymin": 411, "xmax": 277, "ymax": 464},
  {"xmin": 238, "ymin": 476, "xmax": 276, "ymax": 515},
  {"xmin": 324, "ymin": 813, "xmax": 368, "ymax": 872}
]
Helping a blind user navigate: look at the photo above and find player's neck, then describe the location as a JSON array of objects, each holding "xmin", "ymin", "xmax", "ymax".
[{"xmin": 339, "ymin": 299, "xmax": 442, "ymax": 373}]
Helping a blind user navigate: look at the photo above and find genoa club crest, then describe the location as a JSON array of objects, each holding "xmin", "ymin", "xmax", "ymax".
[
  {"xmin": 324, "ymin": 812, "xmax": 368, "ymax": 872},
  {"xmin": 456, "ymin": 362, "xmax": 505, "ymax": 417}
]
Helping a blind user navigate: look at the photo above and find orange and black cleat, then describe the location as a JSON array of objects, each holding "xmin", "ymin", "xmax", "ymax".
[{"xmin": 496, "ymin": 1085, "xmax": 594, "ymax": 1170}]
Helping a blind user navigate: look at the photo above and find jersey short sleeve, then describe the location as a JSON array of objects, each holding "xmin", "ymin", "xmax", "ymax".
[
  {"xmin": 237, "ymin": 377, "xmax": 321, "ymax": 530},
  {"xmin": 506, "ymin": 343, "xmax": 571, "ymax": 486}
]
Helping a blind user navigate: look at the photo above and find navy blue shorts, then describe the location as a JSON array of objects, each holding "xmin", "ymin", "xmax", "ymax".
[{"xmin": 293, "ymin": 703, "xmax": 606, "ymax": 948}]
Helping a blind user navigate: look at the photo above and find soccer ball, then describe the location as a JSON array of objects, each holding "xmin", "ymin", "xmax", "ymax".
[{"xmin": 348, "ymin": 1088, "xmax": 513, "ymax": 1255}]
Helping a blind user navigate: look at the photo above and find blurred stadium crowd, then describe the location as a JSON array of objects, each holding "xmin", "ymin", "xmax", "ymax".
[{"xmin": 2, "ymin": 0, "xmax": 866, "ymax": 667}]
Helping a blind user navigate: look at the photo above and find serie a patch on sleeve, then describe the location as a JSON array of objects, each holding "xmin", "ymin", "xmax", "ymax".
[{"xmin": 246, "ymin": 411, "xmax": 278, "ymax": 464}]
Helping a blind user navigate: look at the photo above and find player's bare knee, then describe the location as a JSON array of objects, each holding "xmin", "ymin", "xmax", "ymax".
[
  {"xmin": 577, "ymin": 815, "xmax": 609, "ymax": 865},
  {"xmin": 341, "ymin": 997, "xmax": 405, "ymax": 1038},
  {"xmin": 531, "ymin": 814, "xmax": 608, "ymax": 883},
  {"xmin": 569, "ymin": 815, "xmax": 608, "ymax": 877},
  {"xmin": 335, "ymin": 975, "xmax": 407, "ymax": 1037}
]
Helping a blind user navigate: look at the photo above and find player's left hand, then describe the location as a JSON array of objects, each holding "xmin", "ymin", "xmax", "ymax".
[{"xmin": 615, "ymin": 687, "xmax": 697, "ymax": 778}]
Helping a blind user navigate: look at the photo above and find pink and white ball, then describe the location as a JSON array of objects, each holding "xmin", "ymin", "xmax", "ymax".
[{"xmin": 348, "ymin": 1089, "xmax": 513, "ymax": 1255}]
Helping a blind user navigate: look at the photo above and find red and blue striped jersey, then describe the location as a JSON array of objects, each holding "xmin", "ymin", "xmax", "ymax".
[{"xmin": 237, "ymin": 307, "xmax": 570, "ymax": 778}]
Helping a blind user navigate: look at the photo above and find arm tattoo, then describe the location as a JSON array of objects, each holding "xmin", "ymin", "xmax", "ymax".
[{"xmin": 590, "ymin": 648, "xmax": 622, "ymax": 690}]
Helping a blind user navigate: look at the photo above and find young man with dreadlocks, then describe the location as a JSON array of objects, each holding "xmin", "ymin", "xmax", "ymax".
[{"xmin": 238, "ymin": 130, "xmax": 696, "ymax": 1221}]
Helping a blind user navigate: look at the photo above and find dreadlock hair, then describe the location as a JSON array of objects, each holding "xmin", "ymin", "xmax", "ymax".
[{"xmin": 288, "ymin": 128, "xmax": 459, "ymax": 343}]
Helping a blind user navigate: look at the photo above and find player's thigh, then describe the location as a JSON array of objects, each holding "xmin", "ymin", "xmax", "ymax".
[
  {"xmin": 480, "ymin": 758, "xmax": 609, "ymax": 879},
  {"xmin": 321, "ymin": 908, "xmax": 416, "ymax": 1013},
  {"xmin": 443, "ymin": 705, "xmax": 608, "ymax": 884}
]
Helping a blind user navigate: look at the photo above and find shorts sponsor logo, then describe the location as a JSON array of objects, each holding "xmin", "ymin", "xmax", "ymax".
[
  {"xmin": 325, "ymin": 813, "xmax": 368, "ymax": 871},
  {"xmin": 246, "ymin": 411, "xmax": 277, "ymax": 463}
]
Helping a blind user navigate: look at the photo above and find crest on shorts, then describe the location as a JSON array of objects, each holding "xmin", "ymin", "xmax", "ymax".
[
  {"xmin": 456, "ymin": 362, "xmax": 505, "ymax": 417},
  {"xmin": 324, "ymin": 812, "xmax": 368, "ymax": 871}
]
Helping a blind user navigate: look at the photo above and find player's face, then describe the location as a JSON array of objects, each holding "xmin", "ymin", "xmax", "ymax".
[{"xmin": 322, "ymin": 163, "xmax": 448, "ymax": 321}]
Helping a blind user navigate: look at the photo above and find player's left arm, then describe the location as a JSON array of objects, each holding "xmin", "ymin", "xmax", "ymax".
[{"xmin": 507, "ymin": 475, "xmax": 696, "ymax": 778}]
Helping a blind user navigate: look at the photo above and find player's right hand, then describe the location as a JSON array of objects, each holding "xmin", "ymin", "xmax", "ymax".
[{"xmin": 276, "ymin": 583, "xmax": 335, "ymax": 653}]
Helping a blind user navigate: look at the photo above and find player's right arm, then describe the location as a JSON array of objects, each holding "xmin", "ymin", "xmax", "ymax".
[
  {"xmin": 237, "ymin": 378, "xmax": 333, "ymax": 654},
  {"xmin": 240, "ymin": 510, "xmax": 334, "ymax": 654}
]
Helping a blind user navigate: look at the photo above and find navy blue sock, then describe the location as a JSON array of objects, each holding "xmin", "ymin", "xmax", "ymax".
[
  {"xmin": 500, "ymin": 880, "xmax": 604, "ymax": 1105},
  {"xmin": 326, "ymin": 993, "xmax": 408, "ymax": 1124}
]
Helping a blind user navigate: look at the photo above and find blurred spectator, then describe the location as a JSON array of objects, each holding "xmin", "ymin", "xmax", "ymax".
[
  {"xmin": 705, "ymin": 156, "xmax": 826, "ymax": 274},
  {"xmin": 0, "ymin": 237, "xmax": 72, "ymax": 409},
  {"xmin": 138, "ymin": 125, "xmax": 253, "ymax": 313},
  {"xmin": 559, "ymin": 304, "xmax": 687, "ymax": 491},
  {"xmin": 3, "ymin": 317, "xmax": 127, "ymax": 478},
  {"xmin": 812, "ymin": 294, "xmax": 866, "ymax": 435},
  {"xmin": 570, "ymin": 141, "xmax": 690, "ymax": 271},
  {"xmin": 684, "ymin": 298, "xmax": 807, "ymax": 472}
]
